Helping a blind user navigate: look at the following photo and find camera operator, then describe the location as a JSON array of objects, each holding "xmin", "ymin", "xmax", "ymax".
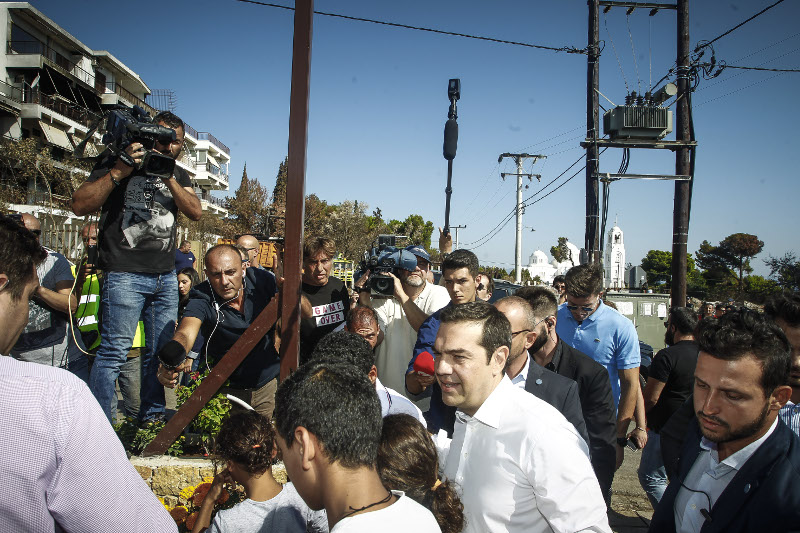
[
  {"xmin": 354, "ymin": 245, "xmax": 449, "ymax": 404},
  {"xmin": 71, "ymin": 111, "xmax": 201, "ymax": 424}
]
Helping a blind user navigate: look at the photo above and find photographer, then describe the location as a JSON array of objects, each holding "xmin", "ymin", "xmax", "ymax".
[
  {"xmin": 72, "ymin": 110, "xmax": 201, "ymax": 424},
  {"xmin": 355, "ymin": 245, "xmax": 449, "ymax": 403}
]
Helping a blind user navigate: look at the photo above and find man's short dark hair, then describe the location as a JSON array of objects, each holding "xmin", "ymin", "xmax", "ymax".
[
  {"xmin": 153, "ymin": 110, "xmax": 185, "ymax": 133},
  {"xmin": 564, "ymin": 264, "xmax": 604, "ymax": 298},
  {"xmin": 346, "ymin": 305, "xmax": 379, "ymax": 331},
  {"xmin": 765, "ymin": 292, "xmax": 800, "ymax": 328},
  {"xmin": 439, "ymin": 301, "xmax": 511, "ymax": 363},
  {"xmin": 515, "ymin": 286, "xmax": 558, "ymax": 320},
  {"xmin": 696, "ymin": 309, "xmax": 791, "ymax": 396},
  {"xmin": 553, "ymin": 275, "xmax": 565, "ymax": 285},
  {"xmin": 303, "ymin": 237, "xmax": 335, "ymax": 262},
  {"xmin": 669, "ymin": 307, "xmax": 699, "ymax": 335},
  {"xmin": 274, "ymin": 361, "xmax": 382, "ymax": 468},
  {"xmin": 0, "ymin": 215, "xmax": 46, "ymax": 301},
  {"xmin": 478, "ymin": 271, "xmax": 495, "ymax": 294},
  {"xmin": 442, "ymin": 249, "xmax": 479, "ymax": 278},
  {"xmin": 313, "ymin": 330, "xmax": 375, "ymax": 375}
]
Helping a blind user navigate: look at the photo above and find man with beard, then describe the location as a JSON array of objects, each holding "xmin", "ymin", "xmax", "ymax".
[
  {"xmin": 639, "ymin": 307, "xmax": 700, "ymax": 507},
  {"xmin": 765, "ymin": 292, "xmax": 800, "ymax": 436},
  {"xmin": 494, "ymin": 296, "xmax": 588, "ymax": 443},
  {"xmin": 649, "ymin": 309, "xmax": 800, "ymax": 533},
  {"xmin": 356, "ymin": 245, "xmax": 449, "ymax": 404},
  {"xmin": 516, "ymin": 285, "xmax": 617, "ymax": 506}
]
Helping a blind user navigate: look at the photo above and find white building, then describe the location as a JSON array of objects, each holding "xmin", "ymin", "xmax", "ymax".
[
  {"xmin": 604, "ymin": 224, "xmax": 626, "ymax": 289},
  {"xmin": 526, "ymin": 250, "xmax": 557, "ymax": 284},
  {"xmin": 0, "ymin": 2, "xmax": 228, "ymax": 217}
]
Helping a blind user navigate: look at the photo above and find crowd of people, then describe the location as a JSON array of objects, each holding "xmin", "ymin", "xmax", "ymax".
[{"xmin": 1, "ymin": 109, "xmax": 799, "ymax": 531}]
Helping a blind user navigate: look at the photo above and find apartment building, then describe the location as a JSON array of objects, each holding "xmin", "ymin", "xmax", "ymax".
[{"xmin": 0, "ymin": 2, "xmax": 228, "ymax": 216}]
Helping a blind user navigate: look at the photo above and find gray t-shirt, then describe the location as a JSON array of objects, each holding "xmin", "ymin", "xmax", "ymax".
[
  {"xmin": 207, "ymin": 482, "xmax": 328, "ymax": 533},
  {"xmin": 11, "ymin": 249, "xmax": 86, "ymax": 367}
]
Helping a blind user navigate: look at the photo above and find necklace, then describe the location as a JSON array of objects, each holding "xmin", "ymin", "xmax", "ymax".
[{"xmin": 339, "ymin": 491, "xmax": 394, "ymax": 520}]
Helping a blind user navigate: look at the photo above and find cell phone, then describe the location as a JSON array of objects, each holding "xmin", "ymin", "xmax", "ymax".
[
  {"xmin": 86, "ymin": 244, "xmax": 98, "ymax": 265},
  {"xmin": 626, "ymin": 437, "xmax": 641, "ymax": 451}
]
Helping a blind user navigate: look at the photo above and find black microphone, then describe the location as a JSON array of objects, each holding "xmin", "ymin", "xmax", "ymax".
[
  {"xmin": 443, "ymin": 118, "xmax": 458, "ymax": 161},
  {"xmin": 157, "ymin": 339, "xmax": 187, "ymax": 370}
]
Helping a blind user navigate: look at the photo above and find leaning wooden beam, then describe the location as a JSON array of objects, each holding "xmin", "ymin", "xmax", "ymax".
[
  {"xmin": 280, "ymin": 0, "xmax": 314, "ymax": 380},
  {"xmin": 141, "ymin": 298, "xmax": 279, "ymax": 456}
]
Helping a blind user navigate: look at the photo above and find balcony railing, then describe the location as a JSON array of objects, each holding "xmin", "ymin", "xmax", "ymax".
[
  {"xmin": 7, "ymin": 40, "xmax": 93, "ymax": 86},
  {"xmin": 197, "ymin": 132, "xmax": 230, "ymax": 155},
  {"xmin": 201, "ymin": 161, "xmax": 228, "ymax": 183},
  {"xmin": 104, "ymin": 82, "xmax": 158, "ymax": 117},
  {"xmin": 178, "ymin": 152, "xmax": 196, "ymax": 170},
  {"xmin": 183, "ymin": 122, "xmax": 198, "ymax": 140},
  {"xmin": 23, "ymin": 88, "xmax": 102, "ymax": 129},
  {"xmin": 0, "ymin": 79, "xmax": 22, "ymax": 102},
  {"xmin": 194, "ymin": 188, "xmax": 228, "ymax": 209}
]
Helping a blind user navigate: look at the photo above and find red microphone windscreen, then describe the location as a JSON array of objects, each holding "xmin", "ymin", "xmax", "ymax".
[{"xmin": 413, "ymin": 351, "xmax": 435, "ymax": 376}]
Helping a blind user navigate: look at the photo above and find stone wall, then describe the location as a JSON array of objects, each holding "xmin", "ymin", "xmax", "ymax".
[{"xmin": 131, "ymin": 456, "xmax": 288, "ymax": 508}]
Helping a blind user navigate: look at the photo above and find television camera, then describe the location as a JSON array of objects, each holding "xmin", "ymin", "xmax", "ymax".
[
  {"xmin": 357, "ymin": 235, "xmax": 417, "ymax": 296},
  {"xmin": 99, "ymin": 104, "xmax": 177, "ymax": 179}
]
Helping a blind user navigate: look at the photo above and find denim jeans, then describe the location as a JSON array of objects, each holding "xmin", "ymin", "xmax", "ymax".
[
  {"xmin": 638, "ymin": 430, "xmax": 668, "ymax": 508},
  {"xmin": 89, "ymin": 270, "xmax": 177, "ymax": 423},
  {"xmin": 118, "ymin": 353, "xmax": 142, "ymax": 419}
]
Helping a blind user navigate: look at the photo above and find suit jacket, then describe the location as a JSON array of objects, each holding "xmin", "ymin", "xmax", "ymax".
[
  {"xmin": 649, "ymin": 418, "xmax": 800, "ymax": 533},
  {"xmin": 550, "ymin": 340, "xmax": 617, "ymax": 497},
  {"xmin": 525, "ymin": 360, "xmax": 589, "ymax": 445}
]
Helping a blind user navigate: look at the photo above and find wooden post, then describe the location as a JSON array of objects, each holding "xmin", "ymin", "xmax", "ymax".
[{"xmin": 280, "ymin": 0, "xmax": 314, "ymax": 379}]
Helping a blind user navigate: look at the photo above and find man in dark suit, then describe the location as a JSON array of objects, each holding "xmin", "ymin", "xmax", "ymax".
[
  {"xmin": 494, "ymin": 296, "xmax": 588, "ymax": 445},
  {"xmin": 649, "ymin": 310, "xmax": 800, "ymax": 533},
  {"xmin": 516, "ymin": 285, "xmax": 618, "ymax": 506}
]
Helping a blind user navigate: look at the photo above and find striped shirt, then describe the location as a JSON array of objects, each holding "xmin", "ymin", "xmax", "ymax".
[
  {"xmin": 779, "ymin": 401, "xmax": 800, "ymax": 437},
  {"xmin": 0, "ymin": 356, "xmax": 177, "ymax": 532}
]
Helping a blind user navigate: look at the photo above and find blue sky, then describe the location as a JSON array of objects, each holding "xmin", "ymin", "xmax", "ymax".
[{"xmin": 31, "ymin": 0, "xmax": 799, "ymax": 276}]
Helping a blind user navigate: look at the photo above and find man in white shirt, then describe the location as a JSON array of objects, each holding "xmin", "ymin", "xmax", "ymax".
[
  {"xmin": 649, "ymin": 309, "xmax": 799, "ymax": 533},
  {"xmin": 274, "ymin": 360, "xmax": 440, "ymax": 532},
  {"xmin": 356, "ymin": 245, "xmax": 449, "ymax": 405},
  {"xmin": 434, "ymin": 302, "xmax": 610, "ymax": 533}
]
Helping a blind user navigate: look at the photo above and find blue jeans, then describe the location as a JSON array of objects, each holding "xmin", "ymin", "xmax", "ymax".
[
  {"xmin": 89, "ymin": 270, "xmax": 177, "ymax": 423},
  {"xmin": 638, "ymin": 430, "xmax": 668, "ymax": 508}
]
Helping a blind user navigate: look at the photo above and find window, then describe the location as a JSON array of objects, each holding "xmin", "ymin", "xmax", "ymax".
[
  {"xmin": 95, "ymin": 71, "xmax": 106, "ymax": 94},
  {"xmin": 196, "ymin": 150, "xmax": 207, "ymax": 164}
]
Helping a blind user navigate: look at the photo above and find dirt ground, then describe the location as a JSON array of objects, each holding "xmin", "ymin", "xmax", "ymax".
[{"xmin": 609, "ymin": 446, "xmax": 654, "ymax": 532}]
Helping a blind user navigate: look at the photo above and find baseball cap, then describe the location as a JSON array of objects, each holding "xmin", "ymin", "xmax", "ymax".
[{"xmin": 405, "ymin": 245, "xmax": 431, "ymax": 264}]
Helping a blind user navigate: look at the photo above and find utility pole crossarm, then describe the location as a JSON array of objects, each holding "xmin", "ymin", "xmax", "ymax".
[{"xmin": 498, "ymin": 153, "xmax": 546, "ymax": 284}]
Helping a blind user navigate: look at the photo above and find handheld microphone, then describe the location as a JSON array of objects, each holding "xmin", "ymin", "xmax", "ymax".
[
  {"xmin": 443, "ymin": 119, "xmax": 458, "ymax": 161},
  {"xmin": 157, "ymin": 339, "xmax": 187, "ymax": 370},
  {"xmin": 413, "ymin": 351, "xmax": 435, "ymax": 377}
]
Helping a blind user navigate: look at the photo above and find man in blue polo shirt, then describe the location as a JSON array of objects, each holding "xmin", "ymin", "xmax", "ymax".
[{"xmin": 556, "ymin": 263, "xmax": 644, "ymax": 470}]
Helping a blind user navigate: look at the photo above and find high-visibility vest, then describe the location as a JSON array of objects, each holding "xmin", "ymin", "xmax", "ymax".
[{"xmin": 75, "ymin": 272, "xmax": 145, "ymax": 351}]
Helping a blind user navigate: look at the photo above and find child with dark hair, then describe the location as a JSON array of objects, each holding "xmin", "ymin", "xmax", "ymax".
[
  {"xmin": 377, "ymin": 414, "xmax": 464, "ymax": 533},
  {"xmin": 191, "ymin": 410, "xmax": 327, "ymax": 533}
]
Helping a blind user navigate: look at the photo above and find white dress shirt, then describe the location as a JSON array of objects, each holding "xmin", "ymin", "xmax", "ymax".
[
  {"xmin": 442, "ymin": 376, "xmax": 610, "ymax": 533},
  {"xmin": 674, "ymin": 417, "xmax": 779, "ymax": 533},
  {"xmin": 376, "ymin": 377, "xmax": 426, "ymax": 426},
  {"xmin": 509, "ymin": 353, "xmax": 531, "ymax": 389}
]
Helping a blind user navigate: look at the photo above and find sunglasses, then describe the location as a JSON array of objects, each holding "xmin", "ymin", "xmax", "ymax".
[{"xmin": 566, "ymin": 303, "xmax": 597, "ymax": 313}]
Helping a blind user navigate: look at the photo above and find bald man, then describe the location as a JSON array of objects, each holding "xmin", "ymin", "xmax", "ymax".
[
  {"xmin": 157, "ymin": 244, "xmax": 280, "ymax": 418},
  {"xmin": 11, "ymin": 214, "xmax": 89, "ymax": 382}
]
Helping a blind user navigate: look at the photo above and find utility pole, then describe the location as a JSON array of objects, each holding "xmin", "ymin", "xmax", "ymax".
[
  {"xmin": 499, "ymin": 153, "xmax": 545, "ymax": 284},
  {"xmin": 586, "ymin": 0, "xmax": 601, "ymax": 264},
  {"xmin": 450, "ymin": 224, "xmax": 466, "ymax": 249},
  {"xmin": 671, "ymin": 0, "xmax": 691, "ymax": 305}
]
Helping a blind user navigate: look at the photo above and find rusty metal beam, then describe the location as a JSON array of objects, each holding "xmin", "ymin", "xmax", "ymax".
[
  {"xmin": 280, "ymin": 0, "xmax": 313, "ymax": 380},
  {"xmin": 142, "ymin": 298, "xmax": 279, "ymax": 456}
]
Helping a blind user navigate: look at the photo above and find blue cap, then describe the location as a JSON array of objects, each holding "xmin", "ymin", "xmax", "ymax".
[{"xmin": 405, "ymin": 245, "xmax": 431, "ymax": 264}]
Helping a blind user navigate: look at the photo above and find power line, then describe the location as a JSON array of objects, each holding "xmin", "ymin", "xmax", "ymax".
[
  {"xmin": 719, "ymin": 64, "xmax": 800, "ymax": 73},
  {"xmin": 234, "ymin": 0, "xmax": 587, "ymax": 53},
  {"xmin": 695, "ymin": 0, "xmax": 788, "ymax": 51}
]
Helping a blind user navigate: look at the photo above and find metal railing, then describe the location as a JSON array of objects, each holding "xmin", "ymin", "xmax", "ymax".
[
  {"xmin": 178, "ymin": 152, "xmax": 196, "ymax": 170},
  {"xmin": 183, "ymin": 122, "xmax": 198, "ymax": 140},
  {"xmin": 23, "ymin": 88, "xmax": 102, "ymax": 129},
  {"xmin": 197, "ymin": 132, "xmax": 230, "ymax": 155},
  {"xmin": 104, "ymin": 82, "xmax": 158, "ymax": 117},
  {"xmin": 0, "ymin": 79, "xmax": 22, "ymax": 102},
  {"xmin": 7, "ymin": 40, "xmax": 93, "ymax": 86},
  {"xmin": 201, "ymin": 161, "xmax": 228, "ymax": 183}
]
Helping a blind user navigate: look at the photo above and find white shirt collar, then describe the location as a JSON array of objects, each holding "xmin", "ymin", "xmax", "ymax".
[
  {"xmin": 509, "ymin": 353, "xmax": 530, "ymax": 387},
  {"xmin": 458, "ymin": 375, "xmax": 511, "ymax": 430}
]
